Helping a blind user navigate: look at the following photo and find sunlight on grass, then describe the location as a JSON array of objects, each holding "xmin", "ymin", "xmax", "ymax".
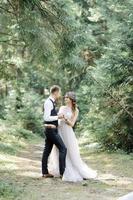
[{"xmin": 0, "ymin": 138, "xmax": 133, "ymax": 200}]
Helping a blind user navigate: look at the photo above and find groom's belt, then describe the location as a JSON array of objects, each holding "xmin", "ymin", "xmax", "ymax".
[
  {"xmin": 44, "ymin": 120, "xmax": 58, "ymax": 127},
  {"xmin": 44, "ymin": 124, "xmax": 57, "ymax": 129}
]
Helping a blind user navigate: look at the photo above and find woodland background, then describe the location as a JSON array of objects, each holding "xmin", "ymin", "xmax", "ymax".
[
  {"xmin": 0, "ymin": 1, "xmax": 133, "ymax": 199},
  {"xmin": 0, "ymin": 0, "xmax": 133, "ymax": 152}
]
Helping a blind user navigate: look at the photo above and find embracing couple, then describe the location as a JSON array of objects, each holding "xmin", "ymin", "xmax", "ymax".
[{"xmin": 42, "ymin": 85, "xmax": 97, "ymax": 182}]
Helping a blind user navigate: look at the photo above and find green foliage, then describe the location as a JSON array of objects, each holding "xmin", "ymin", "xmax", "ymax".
[
  {"xmin": 17, "ymin": 91, "xmax": 44, "ymax": 136},
  {"xmin": 0, "ymin": 143, "xmax": 17, "ymax": 155},
  {"xmin": 19, "ymin": 107, "xmax": 43, "ymax": 136},
  {"xmin": 0, "ymin": 120, "xmax": 38, "ymax": 155},
  {"xmin": 76, "ymin": 0, "xmax": 133, "ymax": 152},
  {"xmin": 0, "ymin": 0, "xmax": 132, "ymax": 153},
  {"xmin": 0, "ymin": 181, "xmax": 22, "ymax": 200}
]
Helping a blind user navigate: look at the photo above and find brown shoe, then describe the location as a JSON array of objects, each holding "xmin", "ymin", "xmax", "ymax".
[{"xmin": 42, "ymin": 174, "xmax": 54, "ymax": 178}]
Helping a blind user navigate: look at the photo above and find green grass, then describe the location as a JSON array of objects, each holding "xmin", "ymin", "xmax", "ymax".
[
  {"xmin": 80, "ymin": 145, "xmax": 133, "ymax": 178},
  {"xmin": 0, "ymin": 181, "xmax": 22, "ymax": 200},
  {"xmin": 0, "ymin": 127, "xmax": 132, "ymax": 200},
  {"xmin": 0, "ymin": 125, "xmax": 41, "ymax": 155},
  {"xmin": 0, "ymin": 139, "xmax": 133, "ymax": 200},
  {"xmin": 0, "ymin": 143, "xmax": 17, "ymax": 155}
]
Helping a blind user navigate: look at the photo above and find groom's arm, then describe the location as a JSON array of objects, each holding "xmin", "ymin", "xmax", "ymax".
[
  {"xmin": 43, "ymin": 100, "xmax": 58, "ymax": 122},
  {"xmin": 43, "ymin": 100, "xmax": 63, "ymax": 122}
]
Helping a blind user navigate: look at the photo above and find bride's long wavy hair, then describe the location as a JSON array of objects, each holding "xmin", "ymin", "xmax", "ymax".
[
  {"xmin": 71, "ymin": 99, "xmax": 77, "ymax": 112},
  {"xmin": 64, "ymin": 91, "xmax": 77, "ymax": 113}
]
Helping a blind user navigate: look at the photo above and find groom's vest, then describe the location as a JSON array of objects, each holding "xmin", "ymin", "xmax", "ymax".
[{"xmin": 44, "ymin": 99, "xmax": 58, "ymax": 127}]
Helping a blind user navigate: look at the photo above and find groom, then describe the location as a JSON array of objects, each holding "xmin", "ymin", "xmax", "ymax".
[{"xmin": 42, "ymin": 85, "xmax": 67, "ymax": 178}]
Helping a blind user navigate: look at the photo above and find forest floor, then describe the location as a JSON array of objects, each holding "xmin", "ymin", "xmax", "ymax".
[{"xmin": 0, "ymin": 137, "xmax": 133, "ymax": 200}]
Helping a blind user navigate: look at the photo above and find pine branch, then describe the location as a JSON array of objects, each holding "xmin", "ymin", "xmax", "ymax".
[
  {"xmin": 0, "ymin": 39, "xmax": 21, "ymax": 43},
  {"xmin": 0, "ymin": 32, "xmax": 12, "ymax": 36},
  {"xmin": 6, "ymin": 0, "xmax": 16, "ymax": 11},
  {"xmin": 34, "ymin": 0, "xmax": 66, "ymax": 29},
  {"xmin": 0, "ymin": 6, "xmax": 15, "ymax": 15},
  {"xmin": 0, "ymin": 40, "xmax": 22, "ymax": 47},
  {"xmin": 90, "ymin": 74, "xmax": 133, "ymax": 119}
]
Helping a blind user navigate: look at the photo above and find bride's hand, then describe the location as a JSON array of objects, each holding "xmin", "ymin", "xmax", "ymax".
[
  {"xmin": 64, "ymin": 118, "xmax": 71, "ymax": 126},
  {"xmin": 62, "ymin": 116, "xmax": 67, "ymax": 121},
  {"xmin": 58, "ymin": 113, "xmax": 64, "ymax": 119},
  {"xmin": 64, "ymin": 116, "xmax": 76, "ymax": 127},
  {"xmin": 62, "ymin": 116, "xmax": 72, "ymax": 126}
]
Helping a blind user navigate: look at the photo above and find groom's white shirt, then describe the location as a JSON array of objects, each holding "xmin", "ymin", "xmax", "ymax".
[{"xmin": 43, "ymin": 96, "xmax": 58, "ymax": 122}]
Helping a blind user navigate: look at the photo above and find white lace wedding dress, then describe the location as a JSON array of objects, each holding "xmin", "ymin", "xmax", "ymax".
[
  {"xmin": 118, "ymin": 192, "xmax": 133, "ymax": 200},
  {"xmin": 48, "ymin": 106, "xmax": 97, "ymax": 182}
]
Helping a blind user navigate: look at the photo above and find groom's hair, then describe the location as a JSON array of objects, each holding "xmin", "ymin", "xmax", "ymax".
[{"xmin": 50, "ymin": 85, "xmax": 60, "ymax": 94}]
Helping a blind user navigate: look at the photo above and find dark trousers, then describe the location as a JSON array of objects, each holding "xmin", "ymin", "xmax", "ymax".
[{"xmin": 42, "ymin": 127, "xmax": 67, "ymax": 176}]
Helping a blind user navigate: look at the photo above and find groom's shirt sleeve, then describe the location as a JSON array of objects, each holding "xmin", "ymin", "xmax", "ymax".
[{"xmin": 43, "ymin": 99, "xmax": 58, "ymax": 122}]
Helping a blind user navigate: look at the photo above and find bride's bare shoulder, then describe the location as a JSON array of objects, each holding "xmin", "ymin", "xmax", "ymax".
[{"xmin": 60, "ymin": 105, "xmax": 66, "ymax": 109}]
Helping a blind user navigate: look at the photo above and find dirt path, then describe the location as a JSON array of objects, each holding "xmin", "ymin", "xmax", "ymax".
[{"xmin": 0, "ymin": 140, "xmax": 133, "ymax": 200}]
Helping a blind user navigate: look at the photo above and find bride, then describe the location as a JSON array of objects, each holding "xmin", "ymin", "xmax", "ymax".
[
  {"xmin": 118, "ymin": 192, "xmax": 133, "ymax": 200},
  {"xmin": 48, "ymin": 91, "xmax": 97, "ymax": 182}
]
